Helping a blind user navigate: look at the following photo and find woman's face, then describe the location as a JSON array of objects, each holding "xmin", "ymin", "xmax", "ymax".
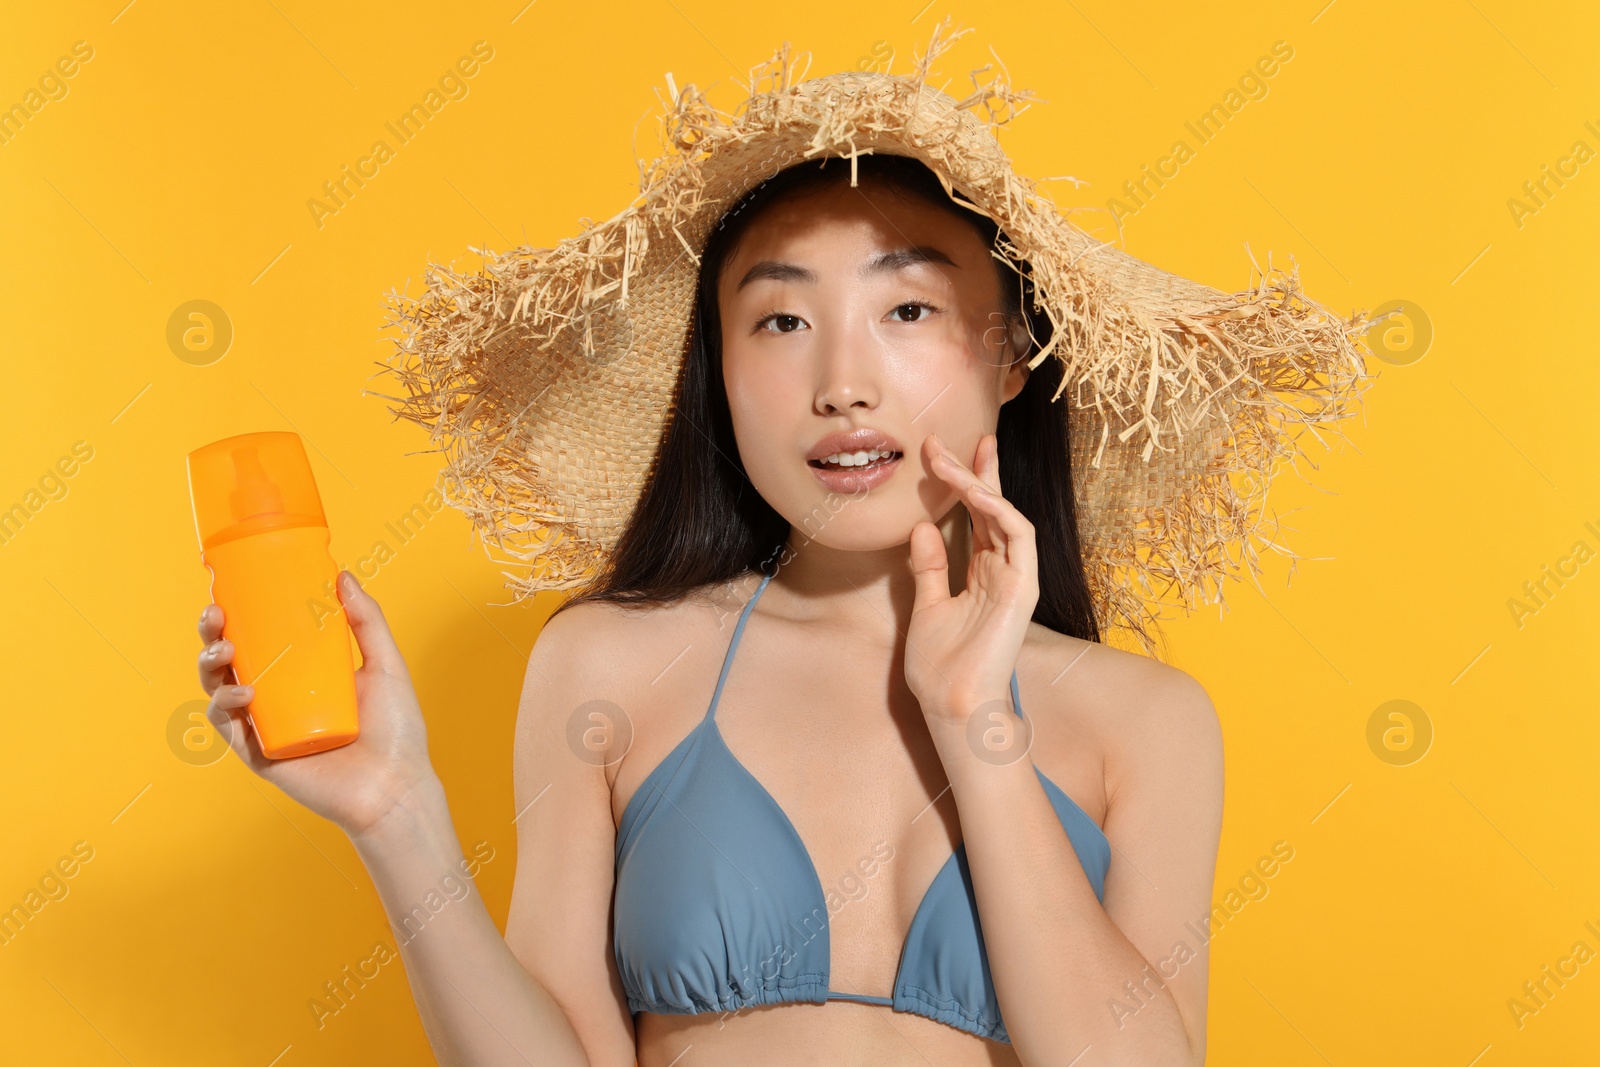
[{"xmin": 717, "ymin": 176, "xmax": 1031, "ymax": 552}]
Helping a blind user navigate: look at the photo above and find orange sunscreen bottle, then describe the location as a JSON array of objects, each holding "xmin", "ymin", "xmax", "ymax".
[{"xmin": 186, "ymin": 431, "xmax": 360, "ymax": 759}]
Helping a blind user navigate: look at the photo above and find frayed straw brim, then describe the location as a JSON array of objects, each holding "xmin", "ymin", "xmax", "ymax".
[{"xmin": 371, "ymin": 17, "xmax": 1379, "ymax": 656}]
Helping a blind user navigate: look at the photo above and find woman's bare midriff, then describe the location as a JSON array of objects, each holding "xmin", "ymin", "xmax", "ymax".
[
  {"xmin": 636, "ymin": 999, "xmax": 1025, "ymax": 1067},
  {"xmin": 606, "ymin": 577, "xmax": 1114, "ymax": 1067}
]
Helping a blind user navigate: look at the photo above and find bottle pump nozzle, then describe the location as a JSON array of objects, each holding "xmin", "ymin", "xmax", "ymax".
[{"xmin": 228, "ymin": 446, "xmax": 286, "ymax": 521}]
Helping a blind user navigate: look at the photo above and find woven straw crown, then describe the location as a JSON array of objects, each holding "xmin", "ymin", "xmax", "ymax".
[{"xmin": 374, "ymin": 20, "xmax": 1377, "ymax": 655}]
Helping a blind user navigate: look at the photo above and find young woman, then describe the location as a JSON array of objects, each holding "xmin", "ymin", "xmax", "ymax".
[{"xmin": 196, "ymin": 151, "xmax": 1223, "ymax": 1067}]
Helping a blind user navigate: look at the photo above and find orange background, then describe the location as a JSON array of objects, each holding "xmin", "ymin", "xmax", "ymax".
[{"xmin": 2, "ymin": 1, "xmax": 1596, "ymax": 1063}]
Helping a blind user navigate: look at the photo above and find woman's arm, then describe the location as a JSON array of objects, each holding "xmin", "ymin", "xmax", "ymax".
[
  {"xmin": 904, "ymin": 434, "xmax": 1222, "ymax": 1065},
  {"xmin": 196, "ymin": 571, "xmax": 611, "ymax": 1066},
  {"xmin": 501, "ymin": 601, "xmax": 642, "ymax": 1067},
  {"xmin": 929, "ymin": 662, "xmax": 1223, "ymax": 1067},
  {"xmin": 348, "ymin": 774, "xmax": 594, "ymax": 1066}
]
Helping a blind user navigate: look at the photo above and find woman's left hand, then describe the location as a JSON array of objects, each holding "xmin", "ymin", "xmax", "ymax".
[{"xmin": 905, "ymin": 431, "xmax": 1039, "ymax": 732}]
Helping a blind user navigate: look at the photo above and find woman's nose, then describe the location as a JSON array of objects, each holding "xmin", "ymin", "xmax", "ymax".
[{"xmin": 814, "ymin": 320, "xmax": 883, "ymax": 414}]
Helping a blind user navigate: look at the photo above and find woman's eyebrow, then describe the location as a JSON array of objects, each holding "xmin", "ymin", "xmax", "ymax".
[{"xmin": 734, "ymin": 245, "xmax": 959, "ymax": 291}]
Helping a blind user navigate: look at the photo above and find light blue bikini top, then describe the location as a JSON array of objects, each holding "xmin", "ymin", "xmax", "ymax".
[{"xmin": 612, "ymin": 570, "xmax": 1111, "ymax": 1044}]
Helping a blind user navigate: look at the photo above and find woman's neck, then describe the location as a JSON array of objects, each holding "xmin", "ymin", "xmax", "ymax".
[{"xmin": 759, "ymin": 502, "xmax": 972, "ymax": 646}]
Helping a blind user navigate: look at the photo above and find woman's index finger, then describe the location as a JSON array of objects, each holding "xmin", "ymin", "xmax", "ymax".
[{"xmin": 198, "ymin": 603, "xmax": 224, "ymax": 643}]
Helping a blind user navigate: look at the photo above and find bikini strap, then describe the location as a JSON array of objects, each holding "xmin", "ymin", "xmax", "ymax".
[
  {"xmin": 705, "ymin": 570, "xmax": 774, "ymax": 723},
  {"xmin": 704, "ymin": 573, "xmax": 1022, "ymax": 724}
]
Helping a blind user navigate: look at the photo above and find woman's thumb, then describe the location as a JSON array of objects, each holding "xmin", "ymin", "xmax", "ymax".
[
  {"xmin": 907, "ymin": 521, "xmax": 951, "ymax": 610},
  {"xmin": 337, "ymin": 570, "xmax": 406, "ymax": 675}
]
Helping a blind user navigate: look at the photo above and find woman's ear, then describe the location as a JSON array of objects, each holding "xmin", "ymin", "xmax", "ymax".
[{"xmin": 1000, "ymin": 317, "xmax": 1032, "ymax": 403}]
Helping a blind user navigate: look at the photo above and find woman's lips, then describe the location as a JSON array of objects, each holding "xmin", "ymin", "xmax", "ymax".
[{"xmin": 807, "ymin": 452, "xmax": 902, "ymax": 494}]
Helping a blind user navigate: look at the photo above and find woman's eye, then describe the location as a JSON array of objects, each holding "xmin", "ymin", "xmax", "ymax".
[
  {"xmin": 755, "ymin": 312, "xmax": 805, "ymax": 334},
  {"xmin": 892, "ymin": 301, "xmax": 938, "ymax": 323},
  {"xmin": 754, "ymin": 302, "xmax": 939, "ymax": 332}
]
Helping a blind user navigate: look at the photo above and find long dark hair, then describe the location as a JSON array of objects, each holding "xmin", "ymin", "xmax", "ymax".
[{"xmin": 552, "ymin": 152, "xmax": 1100, "ymax": 643}]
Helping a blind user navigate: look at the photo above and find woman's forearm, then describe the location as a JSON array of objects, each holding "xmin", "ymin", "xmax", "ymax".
[{"xmin": 348, "ymin": 775, "xmax": 591, "ymax": 1067}]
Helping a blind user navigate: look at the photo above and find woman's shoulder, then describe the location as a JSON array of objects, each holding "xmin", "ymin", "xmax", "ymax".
[
  {"xmin": 530, "ymin": 573, "xmax": 763, "ymax": 816},
  {"xmin": 541, "ymin": 571, "xmax": 759, "ymax": 645},
  {"xmin": 1023, "ymin": 624, "xmax": 1210, "ymax": 698},
  {"xmin": 531, "ymin": 572, "xmax": 760, "ymax": 702},
  {"xmin": 1020, "ymin": 624, "xmax": 1220, "ymax": 793}
]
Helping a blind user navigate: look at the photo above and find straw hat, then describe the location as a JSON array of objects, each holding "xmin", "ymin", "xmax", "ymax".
[{"xmin": 373, "ymin": 19, "xmax": 1377, "ymax": 655}]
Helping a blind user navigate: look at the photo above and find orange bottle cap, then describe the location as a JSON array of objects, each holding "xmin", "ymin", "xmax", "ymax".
[{"xmin": 187, "ymin": 431, "xmax": 328, "ymax": 551}]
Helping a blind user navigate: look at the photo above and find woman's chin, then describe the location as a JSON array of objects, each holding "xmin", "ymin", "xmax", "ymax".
[{"xmin": 772, "ymin": 501, "xmax": 944, "ymax": 554}]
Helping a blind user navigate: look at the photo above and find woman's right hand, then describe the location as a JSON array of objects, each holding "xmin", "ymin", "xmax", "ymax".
[{"xmin": 196, "ymin": 569, "xmax": 438, "ymax": 838}]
